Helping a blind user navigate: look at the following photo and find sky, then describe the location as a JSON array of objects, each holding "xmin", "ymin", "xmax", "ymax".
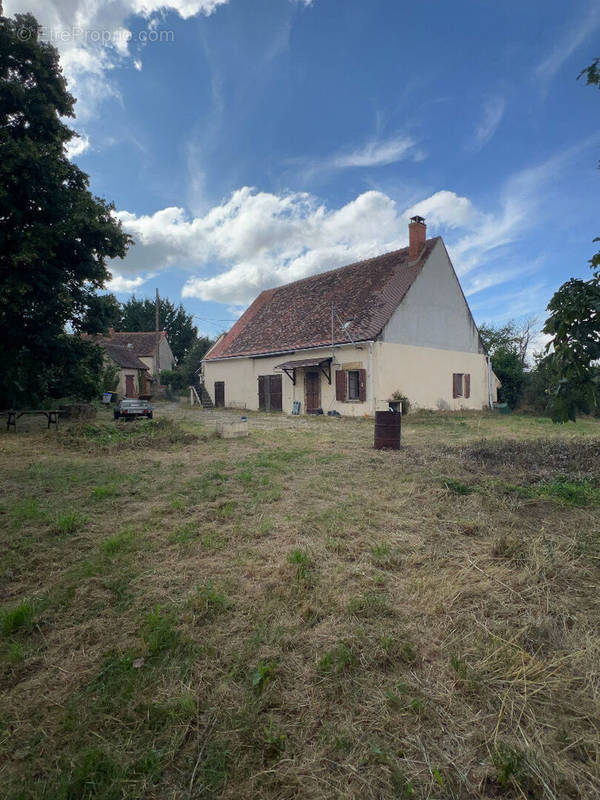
[{"xmin": 6, "ymin": 0, "xmax": 600, "ymax": 343}]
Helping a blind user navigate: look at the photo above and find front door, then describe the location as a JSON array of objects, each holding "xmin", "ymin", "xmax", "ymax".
[
  {"xmin": 125, "ymin": 374, "xmax": 135, "ymax": 397},
  {"xmin": 305, "ymin": 371, "xmax": 320, "ymax": 413},
  {"xmin": 214, "ymin": 381, "xmax": 225, "ymax": 408}
]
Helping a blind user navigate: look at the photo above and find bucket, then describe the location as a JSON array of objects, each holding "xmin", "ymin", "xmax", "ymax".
[
  {"xmin": 102, "ymin": 392, "xmax": 112, "ymax": 404},
  {"xmin": 374, "ymin": 410, "xmax": 401, "ymax": 450}
]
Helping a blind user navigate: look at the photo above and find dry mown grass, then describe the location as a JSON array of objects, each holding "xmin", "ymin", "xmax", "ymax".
[{"xmin": 1, "ymin": 405, "xmax": 599, "ymax": 799}]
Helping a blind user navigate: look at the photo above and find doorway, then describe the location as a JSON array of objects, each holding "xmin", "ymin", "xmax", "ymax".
[
  {"xmin": 304, "ymin": 370, "xmax": 320, "ymax": 413},
  {"xmin": 125, "ymin": 374, "xmax": 135, "ymax": 397},
  {"xmin": 258, "ymin": 375, "xmax": 282, "ymax": 412},
  {"xmin": 214, "ymin": 381, "xmax": 225, "ymax": 408}
]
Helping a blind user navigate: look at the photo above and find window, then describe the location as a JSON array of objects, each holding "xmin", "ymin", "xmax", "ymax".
[
  {"xmin": 452, "ymin": 373, "xmax": 470, "ymax": 399},
  {"xmin": 335, "ymin": 368, "xmax": 366, "ymax": 403},
  {"xmin": 347, "ymin": 370, "xmax": 359, "ymax": 400}
]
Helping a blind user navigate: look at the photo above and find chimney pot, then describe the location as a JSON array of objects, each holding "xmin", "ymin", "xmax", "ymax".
[{"xmin": 408, "ymin": 216, "xmax": 427, "ymax": 261}]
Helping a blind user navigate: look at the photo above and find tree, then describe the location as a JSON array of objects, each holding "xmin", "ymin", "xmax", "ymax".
[
  {"xmin": 578, "ymin": 58, "xmax": 600, "ymax": 275},
  {"xmin": 81, "ymin": 293, "xmax": 123, "ymax": 335},
  {"xmin": 0, "ymin": 13, "xmax": 130, "ymax": 407},
  {"xmin": 542, "ymin": 278, "xmax": 600, "ymax": 422},
  {"xmin": 478, "ymin": 320, "xmax": 534, "ymax": 408},
  {"xmin": 540, "ymin": 58, "xmax": 600, "ymax": 422},
  {"xmin": 160, "ymin": 336, "xmax": 214, "ymax": 391},
  {"xmin": 115, "ymin": 296, "xmax": 197, "ymax": 363}
]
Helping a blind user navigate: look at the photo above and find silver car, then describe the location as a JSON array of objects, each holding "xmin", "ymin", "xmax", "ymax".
[{"xmin": 114, "ymin": 398, "xmax": 153, "ymax": 421}]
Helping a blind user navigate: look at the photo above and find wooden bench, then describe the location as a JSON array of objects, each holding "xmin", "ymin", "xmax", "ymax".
[{"xmin": 1, "ymin": 410, "xmax": 62, "ymax": 432}]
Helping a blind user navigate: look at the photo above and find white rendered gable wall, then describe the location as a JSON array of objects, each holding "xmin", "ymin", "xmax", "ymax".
[{"xmin": 382, "ymin": 239, "xmax": 482, "ymax": 354}]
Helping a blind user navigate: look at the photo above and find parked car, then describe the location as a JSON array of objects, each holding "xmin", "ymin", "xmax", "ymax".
[{"xmin": 114, "ymin": 398, "xmax": 153, "ymax": 421}]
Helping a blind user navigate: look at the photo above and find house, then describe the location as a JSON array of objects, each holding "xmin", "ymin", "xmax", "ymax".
[
  {"xmin": 202, "ymin": 217, "xmax": 499, "ymax": 415},
  {"xmin": 91, "ymin": 330, "xmax": 175, "ymax": 398},
  {"xmin": 101, "ymin": 340, "xmax": 150, "ymax": 398}
]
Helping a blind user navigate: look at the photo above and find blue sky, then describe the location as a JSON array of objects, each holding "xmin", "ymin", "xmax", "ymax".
[{"xmin": 8, "ymin": 0, "xmax": 600, "ymax": 342}]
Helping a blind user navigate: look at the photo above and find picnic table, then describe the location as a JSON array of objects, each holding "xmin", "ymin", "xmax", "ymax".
[{"xmin": 1, "ymin": 410, "xmax": 62, "ymax": 432}]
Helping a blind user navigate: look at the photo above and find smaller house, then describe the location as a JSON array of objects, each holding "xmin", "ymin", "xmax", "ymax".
[
  {"xmin": 103, "ymin": 330, "xmax": 175, "ymax": 378},
  {"xmin": 89, "ymin": 330, "xmax": 176, "ymax": 398},
  {"xmin": 102, "ymin": 341, "xmax": 149, "ymax": 398}
]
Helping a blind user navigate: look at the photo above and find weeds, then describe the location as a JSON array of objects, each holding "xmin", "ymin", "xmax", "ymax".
[
  {"xmin": 318, "ymin": 642, "xmax": 357, "ymax": 676},
  {"xmin": 0, "ymin": 599, "xmax": 35, "ymax": 635},
  {"xmin": 252, "ymin": 661, "xmax": 275, "ymax": 695},
  {"xmin": 287, "ymin": 548, "xmax": 312, "ymax": 583},
  {"xmin": 51, "ymin": 510, "xmax": 85, "ymax": 535}
]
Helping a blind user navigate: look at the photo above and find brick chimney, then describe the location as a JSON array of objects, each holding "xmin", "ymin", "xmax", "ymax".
[{"xmin": 408, "ymin": 215, "xmax": 426, "ymax": 261}]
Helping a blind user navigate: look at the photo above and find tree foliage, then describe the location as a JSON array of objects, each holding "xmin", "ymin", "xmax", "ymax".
[
  {"xmin": 539, "ymin": 57, "xmax": 600, "ymax": 422},
  {"xmin": 479, "ymin": 320, "xmax": 533, "ymax": 408},
  {"xmin": 113, "ymin": 296, "xmax": 197, "ymax": 364},
  {"xmin": 542, "ymin": 278, "xmax": 600, "ymax": 422},
  {"xmin": 0, "ymin": 13, "xmax": 130, "ymax": 407},
  {"xmin": 160, "ymin": 336, "xmax": 214, "ymax": 391}
]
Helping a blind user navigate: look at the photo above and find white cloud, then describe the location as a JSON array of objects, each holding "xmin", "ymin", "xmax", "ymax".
[
  {"xmin": 4, "ymin": 0, "xmax": 229, "ymax": 121},
  {"xmin": 332, "ymin": 136, "xmax": 419, "ymax": 168},
  {"xmin": 133, "ymin": 59, "xmax": 143, "ymax": 71},
  {"xmin": 534, "ymin": 4, "xmax": 600, "ymax": 84},
  {"xmin": 112, "ymin": 184, "xmax": 514, "ymax": 306},
  {"xmin": 66, "ymin": 131, "xmax": 90, "ymax": 158},
  {"xmin": 107, "ymin": 272, "xmax": 149, "ymax": 293},
  {"xmin": 291, "ymin": 134, "xmax": 423, "ymax": 184},
  {"xmin": 406, "ymin": 190, "xmax": 474, "ymax": 229},
  {"xmin": 470, "ymin": 96, "xmax": 505, "ymax": 151}
]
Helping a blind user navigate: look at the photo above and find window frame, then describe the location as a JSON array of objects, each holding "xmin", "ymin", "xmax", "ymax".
[{"xmin": 347, "ymin": 369, "xmax": 360, "ymax": 401}]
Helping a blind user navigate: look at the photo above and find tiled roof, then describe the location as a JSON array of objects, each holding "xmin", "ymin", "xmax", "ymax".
[
  {"xmin": 103, "ymin": 331, "xmax": 166, "ymax": 357},
  {"xmin": 205, "ymin": 239, "xmax": 439, "ymax": 360},
  {"xmin": 102, "ymin": 342, "xmax": 149, "ymax": 370}
]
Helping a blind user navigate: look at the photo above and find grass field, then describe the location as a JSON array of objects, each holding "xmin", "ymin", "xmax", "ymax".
[{"xmin": 1, "ymin": 404, "xmax": 600, "ymax": 799}]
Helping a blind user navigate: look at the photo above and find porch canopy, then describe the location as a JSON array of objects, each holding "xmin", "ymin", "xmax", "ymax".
[{"xmin": 274, "ymin": 356, "xmax": 331, "ymax": 385}]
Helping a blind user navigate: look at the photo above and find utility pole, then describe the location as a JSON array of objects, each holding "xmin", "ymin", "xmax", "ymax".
[{"xmin": 155, "ymin": 288, "xmax": 160, "ymax": 379}]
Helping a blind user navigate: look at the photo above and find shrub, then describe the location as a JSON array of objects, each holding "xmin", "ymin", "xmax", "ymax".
[{"xmin": 389, "ymin": 390, "xmax": 411, "ymax": 414}]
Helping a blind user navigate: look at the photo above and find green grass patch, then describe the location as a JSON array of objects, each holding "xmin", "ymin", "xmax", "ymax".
[
  {"xmin": 287, "ymin": 548, "xmax": 313, "ymax": 583},
  {"xmin": 318, "ymin": 642, "xmax": 357, "ymax": 676},
  {"xmin": 100, "ymin": 528, "xmax": 142, "ymax": 556},
  {"xmin": 50, "ymin": 510, "xmax": 86, "ymax": 535},
  {"xmin": 0, "ymin": 599, "xmax": 35, "ymax": 635},
  {"xmin": 187, "ymin": 581, "xmax": 231, "ymax": 619}
]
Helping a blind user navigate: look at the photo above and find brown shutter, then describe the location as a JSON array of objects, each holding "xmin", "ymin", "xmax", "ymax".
[
  {"xmin": 452, "ymin": 373, "xmax": 459, "ymax": 399},
  {"xmin": 358, "ymin": 368, "xmax": 367, "ymax": 402},
  {"xmin": 258, "ymin": 376, "xmax": 266, "ymax": 410},
  {"xmin": 335, "ymin": 369, "xmax": 346, "ymax": 401},
  {"xmin": 464, "ymin": 373, "xmax": 471, "ymax": 399}
]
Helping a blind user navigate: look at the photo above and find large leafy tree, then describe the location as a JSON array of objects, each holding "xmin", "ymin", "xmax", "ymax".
[
  {"xmin": 542, "ymin": 279, "xmax": 600, "ymax": 422},
  {"xmin": 0, "ymin": 13, "xmax": 130, "ymax": 407},
  {"xmin": 114, "ymin": 296, "xmax": 198, "ymax": 363},
  {"xmin": 541, "ymin": 59, "xmax": 600, "ymax": 422}
]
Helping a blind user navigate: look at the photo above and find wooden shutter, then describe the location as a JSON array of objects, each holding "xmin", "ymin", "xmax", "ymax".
[
  {"xmin": 464, "ymin": 373, "xmax": 471, "ymax": 399},
  {"xmin": 452, "ymin": 373, "xmax": 459, "ymax": 399},
  {"xmin": 258, "ymin": 376, "xmax": 266, "ymax": 410},
  {"xmin": 358, "ymin": 368, "xmax": 367, "ymax": 402},
  {"xmin": 335, "ymin": 370, "xmax": 346, "ymax": 401},
  {"xmin": 269, "ymin": 374, "xmax": 282, "ymax": 411}
]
